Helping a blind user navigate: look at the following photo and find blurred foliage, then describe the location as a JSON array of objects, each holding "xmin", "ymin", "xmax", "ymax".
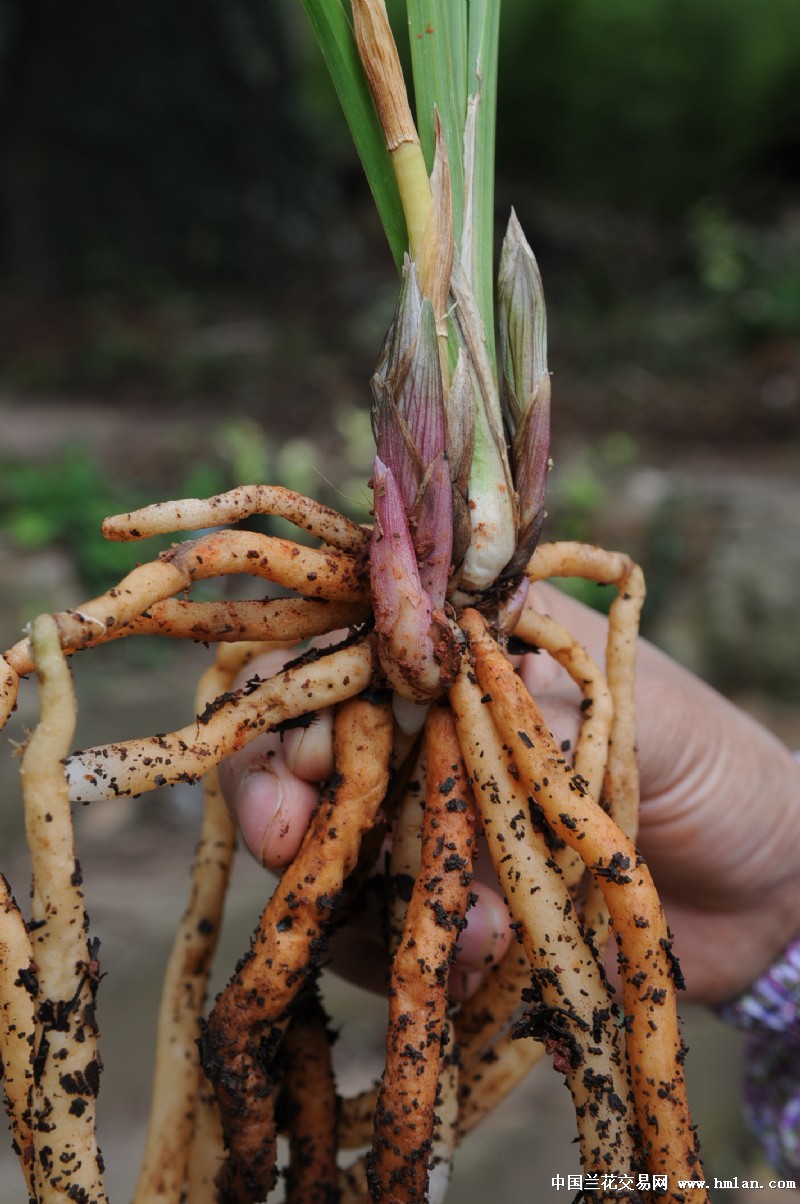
[
  {"xmin": 497, "ymin": 0, "xmax": 800, "ymax": 216},
  {"xmin": 0, "ymin": 0, "xmax": 331, "ymax": 295},
  {"xmin": 1, "ymin": 0, "xmax": 798, "ymax": 297},
  {"xmin": 0, "ymin": 408, "xmax": 374, "ymax": 593},
  {"xmin": 0, "ymin": 448, "xmax": 174, "ymax": 591},
  {"xmin": 215, "ymin": 409, "xmax": 373, "ymax": 526},
  {"xmin": 2, "ymin": 296, "xmax": 281, "ymax": 396},
  {"xmin": 690, "ymin": 204, "xmax": 800, "ymax": 343},
  {"xmin": 544, "ymin": 431, "xmax": 639, "ymax": 613}
]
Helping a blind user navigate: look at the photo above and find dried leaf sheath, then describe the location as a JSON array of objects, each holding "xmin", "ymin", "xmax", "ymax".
[
  {"xmin": 370, "ymin": 705, "xmax": 475, "ymax": 1203},
  {"xmin": 201, "ymin": 696, "xmax": 393, "ymax": 1203}
]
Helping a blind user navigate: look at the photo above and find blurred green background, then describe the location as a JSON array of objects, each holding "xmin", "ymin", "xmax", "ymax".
[
  {"xmin": 1, "ymin": 0, "xmax": 799, "ymax": 612},
  {"xmin": 1, "ymin": 2, "xmax": 799, "ymax": 1201},
  {"xmin": 3, "ymin": 0, "xmax": 800, "ymax": 292}
]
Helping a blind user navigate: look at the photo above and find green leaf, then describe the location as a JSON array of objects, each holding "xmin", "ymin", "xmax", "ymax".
[
  {"xmin": 406, "ymin": 0, "xmax": 468, "ymax": 248},
  {"xmin": 465, "ymin": 0, "xmax": 500, "ymax": 371},
  {"xmin": 300, "ymin": 0, "xmax": 407, "ymax": 269}
]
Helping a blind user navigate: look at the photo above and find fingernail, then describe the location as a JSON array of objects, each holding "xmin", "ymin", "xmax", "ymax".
[
  {"xmin": 236, "ymin": 768, "xmax": 283, "ymax": 865},
  {"xmin": 284, "ymin": 725, "xmax": 308, "ymax": 775},
  {"xmin": 284, "ymin": 730, "xmax": 302, "ymax": 774}
]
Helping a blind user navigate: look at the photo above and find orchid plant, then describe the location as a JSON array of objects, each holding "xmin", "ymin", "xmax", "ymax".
[
  {"xmin": 0, "ymin": 3, "xmax": 708, "ymax": 1202},
  {"xmin": 303, "ymin": 1, "xmax": 551, "ymax": 709}
]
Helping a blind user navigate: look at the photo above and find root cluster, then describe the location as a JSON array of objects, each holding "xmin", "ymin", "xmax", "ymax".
[{"xmin": 0, "ymin": 485, "xmax": 707, "ymax": 1202}]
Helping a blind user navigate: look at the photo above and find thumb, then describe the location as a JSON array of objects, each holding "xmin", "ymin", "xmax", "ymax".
[{"xmin": 217, "ymin": 647, "xmax": 335, "ymax": 870}]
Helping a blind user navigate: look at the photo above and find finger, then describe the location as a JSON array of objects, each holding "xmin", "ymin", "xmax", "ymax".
[
  {"xmin": 318, "ymin": 871, "xmax": 513, "ymax": 1001},
  {"xmin": 283, "ymin": 708, "xmax": 335, "ymax": 781},
  {"xmin": 218, "ymin": 732, "xmax": 321, "ymax": 870},
  {"xmin": 326, "ymin": 927, "xmax": 389, "ymax": 997},
  {"xmin": 447, "ymin": 882, "xmax": 513, "ymax": 1002},
  {"xmin": 529, "ymin": 581, "xmax": 611, "ymax": 650},
  {"xmin": 525, "ymin": 584, "xmax": 729, "ymax": 812},
  {"xmin": 512, "ymin": 678, "xmax": 582, "ymax": 762},
  {"xmin": 217, "ymin": 643, "xmax": 340, "ymax": 869},
  {"xmin": 455, "ymin": 881, "xmax": 511, "ymax": 972},
  {"xmin": 513, "ymin": 583, "xmax": 607, "ymax": 689}
]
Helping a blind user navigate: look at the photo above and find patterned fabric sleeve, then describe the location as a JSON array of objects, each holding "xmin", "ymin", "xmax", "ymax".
[{"xmin": 716, "ymin": 932, "xmax": 800, "ymax": 1173}]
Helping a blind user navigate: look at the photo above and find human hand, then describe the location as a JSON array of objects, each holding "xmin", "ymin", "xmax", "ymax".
[
  {"xmin": 218, "ymin": 633, "xmax": 513, "ymax": 999},
  {"xmin": 219, "ymin": 589, "xmax": 800, "ymax": 1006},
  {"xmin": 516, "ymin": 584, "xmax": 800, "ymax": 1004}
]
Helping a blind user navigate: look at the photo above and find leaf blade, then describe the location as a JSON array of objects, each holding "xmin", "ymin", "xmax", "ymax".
[
  {"xmin": 300, "ymin": 0, "xmax": 407, "ymax": 268},
  {"xmin": 465, "ymin": 0, "xmax": 500, "ymax": 368},
  {"xmin": 406, "ymin": 0, "xmax": 468, "ymax": 247}
]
